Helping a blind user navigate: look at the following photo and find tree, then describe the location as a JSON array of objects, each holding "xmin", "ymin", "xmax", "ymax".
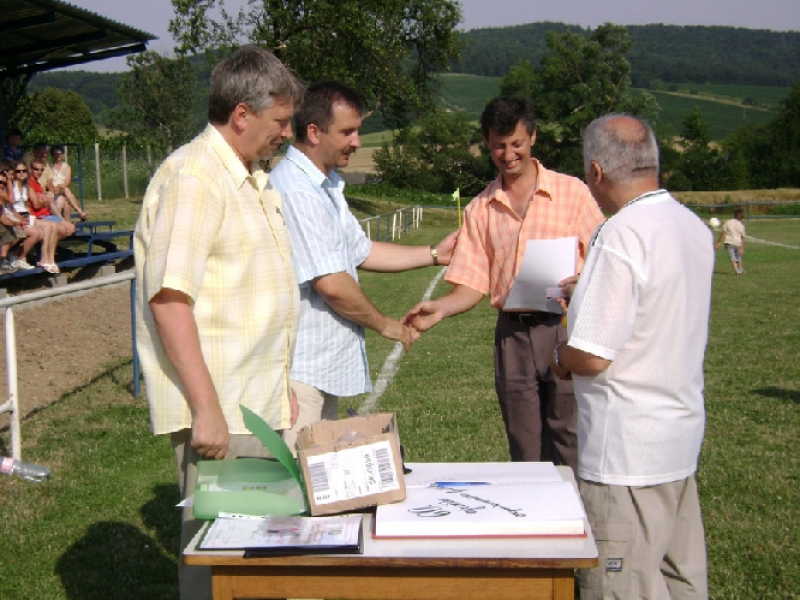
[
  {"xmin": 110, "ymin": 51, "xmax": 197, "ymax": 151},
  {"xmin": 11, "ymin": 87, "xmax": 97, "ymax": 144},
  {"xmin": 667, "ymin": 108, "xmax": 744, "ymax": 191},
  {"xmin": 169, "ymin": 0, "xmax": 462, "ymax": 126},
  {"xmin": 374, "ymin": 110, "xmax": 493, "ymax": 196},
  {"xmin": 499, "ymin": 60, "xmax": 535, "ymax": 98},
  {"xmin": 500, "ymin": 24, "xmax": 658, "ymax": 176}
]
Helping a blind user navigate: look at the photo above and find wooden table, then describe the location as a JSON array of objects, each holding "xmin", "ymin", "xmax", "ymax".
[{"xmin": 184, "ymin": 465, "xmax": 598, "ymax": 600}]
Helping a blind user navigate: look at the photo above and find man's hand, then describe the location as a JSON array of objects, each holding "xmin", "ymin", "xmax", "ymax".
[
  {"xmin": 556, "ymin": 274, "xmax": 580, "ymax": 312},
  {"xmin": 381, "ymin": 318, "xmax": 419, "ymax": 352},
  {"xmin": 434, "ymin": 229, "xmax": 461, "ymax": 266},
  {"xmin": 191, "ymin": 404, "xmax": 230, "ymax": 459},
  {"xmin": 403, "ymin": 300, "xmax": 446, "ymax": 333}
]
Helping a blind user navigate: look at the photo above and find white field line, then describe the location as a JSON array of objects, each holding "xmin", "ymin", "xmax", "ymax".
[
  {"xmin": 745, "ymin": 235, "xmax": 799, "ymax": 250},
  {"xmin": 358, "ymin": 267, "xmax": 448, "ymax": 415}
]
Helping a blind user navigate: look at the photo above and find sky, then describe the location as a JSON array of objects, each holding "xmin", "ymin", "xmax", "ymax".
[{"xmin": 66, "ymin": 0, "xmax": 800, "ymax": 72}]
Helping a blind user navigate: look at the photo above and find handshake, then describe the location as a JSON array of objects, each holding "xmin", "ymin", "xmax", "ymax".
[{"xmin": 382, "ymin": 301, "xmax": 446, "ymax": 353}]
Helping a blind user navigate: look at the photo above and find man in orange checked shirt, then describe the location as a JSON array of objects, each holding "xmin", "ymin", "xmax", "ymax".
[{"xmin": 404, "ymin": 96, "xmax": 604, "ymax": 473}]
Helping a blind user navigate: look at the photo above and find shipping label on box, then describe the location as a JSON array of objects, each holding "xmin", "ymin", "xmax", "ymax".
[
  {"xmin": 306, "ymin": 439, "xmax": 401, "ymax": 506},
  {"xmin": 297, "ymin": 413, "xmax": 406, "ymax": 515}
]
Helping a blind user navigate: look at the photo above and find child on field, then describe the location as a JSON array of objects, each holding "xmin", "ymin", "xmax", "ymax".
[{"xmin": 715, "ymin": 208, "xmax": 746, "ymax": 275}]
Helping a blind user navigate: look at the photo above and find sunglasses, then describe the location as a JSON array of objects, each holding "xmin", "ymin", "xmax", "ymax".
[
  {"xmin": 15, "ymin": 169, "xmax": 28, "ymax": 173},
  {"xmin": 31, "ymin": 167, "xmax": 43, "ymax": 172}
]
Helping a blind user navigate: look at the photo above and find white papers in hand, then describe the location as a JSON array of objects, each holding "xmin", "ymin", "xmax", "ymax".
[{"xmin": 503, "ymin": 237, "xmax": 578, "ymax": 312}]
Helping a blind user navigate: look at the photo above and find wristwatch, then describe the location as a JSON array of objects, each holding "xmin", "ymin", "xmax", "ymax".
[
  {"xmin": 552, "ymin": 344, "xmax": 563, "ymax": 369},
  {"xmin": 430, "ymin": 245, "xmax": 439, "ymax": 266}
]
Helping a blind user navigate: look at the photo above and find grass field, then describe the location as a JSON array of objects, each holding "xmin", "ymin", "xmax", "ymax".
[
  {"xmin": 1, "ymin": 197, "xmax": 798, "ymax": 598},
  {"xmin": 646, "ymin": 90, "xmax": 774, "ymax": 139},
  {"xmin": 661, "ymin": 83, "xmax": 791, "ymax": 108},
  {"xmin": 438, "ymin": 72, "xmax": 501, "ymax": 120},
  {"xmin": 436, "ymin": 72, "xmax": 782, "ymax": 141}
]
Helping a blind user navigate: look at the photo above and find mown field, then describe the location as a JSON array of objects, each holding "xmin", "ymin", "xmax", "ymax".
[
  {"xmin": 0, "ymin": 194, "xmax": 797, "ymax": 599},
  {"xmin": 661, "ymin": 83, "xmax": 791, "ymax": 108},
  {"xmin": 437, "ymin": 72, "xmax": 787, "ymax": 140}
]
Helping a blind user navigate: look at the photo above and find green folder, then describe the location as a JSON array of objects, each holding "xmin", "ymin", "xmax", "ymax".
[{"xmin": 193, "ymin": 406, "xmax": 307, "ymax": 519}]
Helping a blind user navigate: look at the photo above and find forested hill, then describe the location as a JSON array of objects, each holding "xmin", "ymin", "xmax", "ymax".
[{"xmin": 455, "ymin": 22, "xmax": 800, "ymax": 87}]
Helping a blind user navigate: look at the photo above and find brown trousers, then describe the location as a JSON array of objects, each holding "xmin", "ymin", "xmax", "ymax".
[{"xmin": 494, "ymin": 312, "xmax": 578, "ymax": 474}]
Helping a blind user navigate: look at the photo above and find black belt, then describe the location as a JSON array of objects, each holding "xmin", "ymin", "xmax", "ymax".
[{"xmin": 500, "ymin": 311, "xmax": 558, "ymax": 327}]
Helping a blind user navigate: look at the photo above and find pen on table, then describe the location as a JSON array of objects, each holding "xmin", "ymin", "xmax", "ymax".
[
  {"xmin": 431, "ymin": 481, "xmax": 490, "ymax": 488},
  {"xmin": 266, "ymin": 527, "xmax": 300, "ymax": 534}
]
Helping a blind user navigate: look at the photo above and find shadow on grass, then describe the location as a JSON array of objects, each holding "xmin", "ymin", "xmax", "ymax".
[
  {"xmin": 752, "ymin": 386, "xmax": 800, "ymax": 404},
  {"xmin": 56, "ymin": 521, "xmax": 178, "ymax": 600},
  {"xmin": 141, "ymin": 483, "xmax": 182, "ymax": 558},
  {"xmin": 0, "ymin": 358, "xmax": 138, "ymax": 436}
]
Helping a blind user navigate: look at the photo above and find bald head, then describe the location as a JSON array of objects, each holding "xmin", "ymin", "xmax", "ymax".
[{"xmin": 583, "ymin": 114, "xmax": 659, "ymax": 185}]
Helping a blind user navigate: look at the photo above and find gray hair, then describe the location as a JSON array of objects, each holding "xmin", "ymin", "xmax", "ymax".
[
  {"xmin": 208, "ymin": 46, "xmax": 303, "ymax": 124},
  {"xmin": 583, "ymin": 114, "xmax": 659, "ymax": 185}
]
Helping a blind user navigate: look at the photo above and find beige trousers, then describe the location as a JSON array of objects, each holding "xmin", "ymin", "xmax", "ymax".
[
  {"xmin": 578, "ymin": 475, "xmax": 708, "ymax": 600},
  {"xmin": 281, "ymin": 379, "xmax": 340, "ymax": 454},
  {"xmin": 171, "ymin": 429, "xmax": 274, "ymax": 600}
]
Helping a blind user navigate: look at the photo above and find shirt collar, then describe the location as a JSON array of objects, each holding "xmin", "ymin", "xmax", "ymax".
[
  {"xmin": 488, "ymin": 158, "xmax": 554, "ymax": 206},
  {"xmin": 284, "ymin": 145, "xmax": 345, "ymax": 195},
  {"xmin": 203, "ymin": 124, "xmax": 269, "ymax": 192}
]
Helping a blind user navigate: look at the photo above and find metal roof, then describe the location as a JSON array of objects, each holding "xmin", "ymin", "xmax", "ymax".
[{"xmin": 0, "ymin": 0, "xmax": 156, "ymax": 78}]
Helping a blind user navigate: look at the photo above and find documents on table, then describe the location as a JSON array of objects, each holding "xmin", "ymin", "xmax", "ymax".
[
  {"xmin": 375, "ymin": 481, "xmax": 585, "ymax": 538},
  {"xmin": 503, "ymin": 236, "xmax": 578, "ymax": 312},
  {"xmin": 375, "ymin": 462, "xmax": 587, "ymax": 539},
  {"xmin": 199, "ymin": 514, "xmax": 363, "ymax": 555},
  {"xmin": 403, "ymin": 462, "xmax": 562, "ymax": 488}
]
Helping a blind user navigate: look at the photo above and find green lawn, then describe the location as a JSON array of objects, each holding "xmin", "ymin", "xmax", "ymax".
[
  {"xmin": 663, "ymin": 83, "xmax": 791, "ymax": 108},
  {"xmin": 1, "ymin": 203, "xmax": 798, "ymax": 598},
  {"xmin": 438, "ymin": 72, "xmax": 501, "ymax": 120},
  {"xmin": 645, "ymin": 90, "xmax": 774, "ymax": 139}
]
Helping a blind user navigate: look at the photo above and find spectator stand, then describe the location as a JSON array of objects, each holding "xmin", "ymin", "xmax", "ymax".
[{"xmin": 0, "ymin": 219, "xmax": 133, "ymax": 290}]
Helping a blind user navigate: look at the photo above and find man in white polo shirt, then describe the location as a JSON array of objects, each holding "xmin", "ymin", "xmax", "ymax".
[{"xmin": 551, "ymin": 114, "xmax": 712, "ymax": 599}]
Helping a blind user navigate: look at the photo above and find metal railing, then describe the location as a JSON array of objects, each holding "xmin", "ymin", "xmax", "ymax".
[
  {"xmin": 0, "ymin": 272, "xmax": 138, "ymax": 461},
  {"xmin": 360, "ymin": 206, "xmax": 424, "ymax": 240}
]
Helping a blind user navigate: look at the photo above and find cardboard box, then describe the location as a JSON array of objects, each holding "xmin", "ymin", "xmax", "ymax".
[{"xmin": 296, "ymin": 413, "xmax": 406, "ymax": 516}]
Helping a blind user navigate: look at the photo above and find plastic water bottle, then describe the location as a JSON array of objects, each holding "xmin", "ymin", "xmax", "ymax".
[{"xmin": 0, "ymin": 456, "xmax": 50, "ymax": 483}]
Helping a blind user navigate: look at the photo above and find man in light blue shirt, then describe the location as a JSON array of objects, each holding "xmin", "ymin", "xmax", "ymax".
[{"xmin": 271, "ymin": 81, "xmax": 458, "ymax": 450}]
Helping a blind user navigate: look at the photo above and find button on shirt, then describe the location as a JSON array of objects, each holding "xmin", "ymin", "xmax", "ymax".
[
  {"xmin": 445, "ymin": 159, "xmax": 604, "ymax": 309},
  {"xmin": 135, "ymin": 124, "xmax": 299, "ymax": 435},
  {"xmin": 270, "ymin": 146, "xmax": 373, "ymax": 397}
]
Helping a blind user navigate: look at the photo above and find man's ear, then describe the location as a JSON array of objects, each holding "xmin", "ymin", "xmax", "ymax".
[
  {"xmin": 530, "ymin": 128, "xmax": 537, "ymax": 147},
  {"xmin": 230, "ymin": 102, "xmax": 248, "ymax": 132},
  {"xmin": 306, "ymin": 124, "xmax": 322, "ymax": 146},
  {"xmin": 589, "ymin": 160, "xmax": 603, "ymax": 186}
]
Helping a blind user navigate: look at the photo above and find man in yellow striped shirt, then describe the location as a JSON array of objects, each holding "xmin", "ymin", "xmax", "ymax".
[{"xmin": 134, "ymin": 46, "xmax": 303, "ymax": 600}]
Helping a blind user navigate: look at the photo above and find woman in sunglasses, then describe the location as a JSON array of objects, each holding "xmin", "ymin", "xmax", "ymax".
[
  {"xmin": 9, "ymin": 161, "xmax": 60, "ymax": 273},
  {"xmin": 0, "ymin": 164, "xmax": 45, "ymax": 273}
]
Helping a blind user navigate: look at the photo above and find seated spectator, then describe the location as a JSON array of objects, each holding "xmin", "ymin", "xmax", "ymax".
[
  {"xmin": 0, "ymin": 164, "xmax": 45, "ymax": 273},
  {"xmin": 48, "ymin": 146, "xmax": 88, "ymax": 221},
  {"xmin": 3, "ymin": 129, "xmax": 24, "ymax": 164},
  {"xmin": 29, "ymin": 159, "xmax": 75, "ymax": 238},
  {"xmin": 8, "ymin": 161, "xmax": 60, "ymax": 273},
  {"xmin": 24, "ymin": 142, "xmax": 60, "ymax": 213},
  {"xmin": 0, "ymin": 170, "xmax": 20, "ymax": 274}
]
